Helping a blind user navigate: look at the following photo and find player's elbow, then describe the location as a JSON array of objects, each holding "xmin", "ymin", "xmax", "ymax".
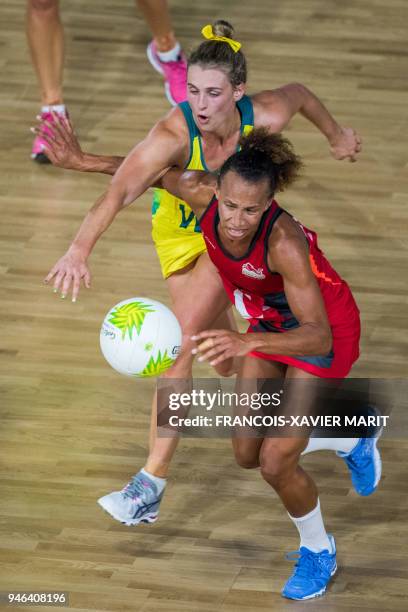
[
  {"xmin": 108, "ymin": 177, "xmax": 136, "ymax": 208},
  {"xmin": 287, "ymin": 82, "xmax": 308, "ymax": 96},
  {"xmin": 283, "ymin": 82, "xmax": 310, "ymax": 109}
]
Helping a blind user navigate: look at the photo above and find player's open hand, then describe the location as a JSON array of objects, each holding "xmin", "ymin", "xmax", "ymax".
[
  {"xmin": 31, "ymin": 112, "xmax": 85, "ymax": 171},
  {"xmin": 44, "ymin": 246, "xmax": 91, "ymax": 302},
  {"xmin": 329, "ymin": 126, "xmax": 362, "ymax": 162},
  {"xmin": 191, "ymin": 329, "xmax": 254, "ymax": 366}
]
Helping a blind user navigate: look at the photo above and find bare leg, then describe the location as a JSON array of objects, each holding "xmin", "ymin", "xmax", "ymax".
[
  {"xmin": 232, "ymin": 356, "xmax": 320, "ymax": 517},
  {"xmin": 136, "ymin": 0, "xmax": 176, "ymax": 51},
  {"xmin": 26, "ymin": 0, "xmax": 64, "ymax": 105},
  {"xmin": 145, "ymin": 253, "xmax": 236, "ymax": 477},
  {"xmin": 232, "ymin": 356, "xmax": 286, "ymax": 468},
  {"xmin": 259, "ymin": 367, "xmax": 320, "ymax": 518},
  {"xmin": 231, "ymin": 357, "xmax": 333, "ymax": 573}
]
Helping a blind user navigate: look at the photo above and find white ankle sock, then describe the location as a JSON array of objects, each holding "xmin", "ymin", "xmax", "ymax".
[
  {"xmin": 288, "ymin": 499, "xmax": 332, "ymax": 553},
  {"xmin": 141, "ymin": 468, "xmax": 166, "ymax": 494},
  {"xmin": 41, "ymin": 104, "xmax": 66, "ymax": 114},
  {"xmin": 302, "ymin": 437, "xmax": 359, "ymax": 456},
  {"xmin": 157, "ymin": 42, "xmax": 181, "ymax": 62}
]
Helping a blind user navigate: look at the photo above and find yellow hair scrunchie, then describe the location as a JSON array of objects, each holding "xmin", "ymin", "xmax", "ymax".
[{"xmin": 201, "ymin": 24, "xmax": 242, "ymax": 53}]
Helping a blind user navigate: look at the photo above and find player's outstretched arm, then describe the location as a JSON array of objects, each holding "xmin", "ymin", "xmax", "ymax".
[
  {"xmin": 44, "ymin": 117, "xmax": 187, "ymax": 301},
  {"xmin": 253, "ymin": 83, "xmax": 362, "ymax": 162},
  {"xmin": 32, "ymin": 112, "xmax": 124, "ymax": 175}
]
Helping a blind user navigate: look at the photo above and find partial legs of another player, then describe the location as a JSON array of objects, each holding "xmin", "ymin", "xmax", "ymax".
[
  {"xmin": 97, "ymin": 252, "xmax": 238, "ymax": 525},
  {"xmin": 26, "ymin": 0, "xmax": 67, "ymax": 162},
  {"xmin": 28, "ymin": 0, "xmax": 186, "ymax": 163},
  {"xmin": 137, "ymin": 0, "xmax": 187, "ymax": 105}
]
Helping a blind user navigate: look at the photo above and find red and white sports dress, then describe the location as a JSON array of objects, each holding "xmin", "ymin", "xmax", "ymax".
[{"xmin": 199, "ymin": 197, "xmax": 360, "ymax": 378}]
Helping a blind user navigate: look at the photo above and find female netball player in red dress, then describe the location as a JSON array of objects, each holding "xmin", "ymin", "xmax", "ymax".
[
  {"xmin": 42, "ymin": 23, "xmax": 370, "ymax": 580},
  {"xmin": 130, "ymin": 128, "xmax": 380, "ymax": 600}
]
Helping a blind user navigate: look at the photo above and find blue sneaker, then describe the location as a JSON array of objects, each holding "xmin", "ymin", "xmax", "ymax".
[
  {"xmin": 337, "ymin": 407, "xmax": 382, "ymax": 496},
  {"xmin": 282, "ymin": 534, "xmax": 337, "ymax": 600},
  {"xmin": 97, "ymin": 471, "xmax": 164, "ymax": 526}
]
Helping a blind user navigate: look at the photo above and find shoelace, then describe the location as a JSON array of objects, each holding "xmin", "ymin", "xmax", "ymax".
[
  {"xmin": 122, "ymin": 476, "xmax": 152, "ymax": 500},
  {"xmin": 286, "ymin": 548, "xmax": 331, "ymax": 580}
]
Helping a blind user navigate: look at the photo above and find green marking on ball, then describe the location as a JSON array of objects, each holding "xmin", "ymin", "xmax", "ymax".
[
  {"xmin": 108, "ymin": 301, "xmax": 155, "ymax": 340},
  {"xmin": 135, "ymin": 349, "xmax": 175, "ymax": 377},
  {"xmin": 144, "ymin": 342, "xmax": 154, "ymax": 351}
]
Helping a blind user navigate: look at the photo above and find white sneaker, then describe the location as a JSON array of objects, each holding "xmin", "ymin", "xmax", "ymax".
[{"xmin": 98, "ymin": 471, "xmax": 164, "ymax": 526}]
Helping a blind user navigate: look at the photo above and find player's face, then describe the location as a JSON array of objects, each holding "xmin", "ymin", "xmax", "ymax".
[
  {"xmin": 187, "ymin": 65, "xmax": 244, "ymax": 132},
  {"xmin": 216, "ymin": 172, "xmax": 272, "ymax": 242}
]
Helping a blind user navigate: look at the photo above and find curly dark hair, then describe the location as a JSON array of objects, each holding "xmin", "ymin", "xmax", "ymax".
[
  {"xmin": 218, "ymin": 128, "xmax": 303, "ymax": 194},
  {"xmin": 188, "ymin": 20, "xmax": 247, "ymax": 87}
]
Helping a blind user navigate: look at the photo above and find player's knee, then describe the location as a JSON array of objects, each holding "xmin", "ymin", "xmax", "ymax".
[
  {"xmin": 259, "ymin": 444, "xmax": 298, "ymax": 486},
  {"xmin": 234, "ymin": 446, "xmax": 260, "ymax": 469},
  {"xmin": 29, "ymin": 0, "xmax": 58, "ymax": 13}
]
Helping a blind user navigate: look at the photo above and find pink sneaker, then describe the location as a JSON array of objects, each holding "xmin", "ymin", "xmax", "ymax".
[
  {"xmin": 146, "ymin": 41, "xmax": 187, "ymax": 106},
  {"xmin": 31, "ymin": 108, "xmax": 68, "ymax": 164}
]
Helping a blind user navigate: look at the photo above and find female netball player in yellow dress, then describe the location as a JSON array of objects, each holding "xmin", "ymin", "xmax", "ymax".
[{"xmin": 43, "ymin": 21, "xmax": 362, "ymax": 523}]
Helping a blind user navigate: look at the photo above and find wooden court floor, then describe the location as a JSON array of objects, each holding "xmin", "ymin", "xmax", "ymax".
[{"xmin": 1, "ymin": 1, "xmax": 408, "ymax": 610}]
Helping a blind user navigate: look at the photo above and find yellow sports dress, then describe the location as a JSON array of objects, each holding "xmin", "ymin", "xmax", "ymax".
[{"xmin": 151, "ymin": 95, "xmax": 255, "ymax": 278}]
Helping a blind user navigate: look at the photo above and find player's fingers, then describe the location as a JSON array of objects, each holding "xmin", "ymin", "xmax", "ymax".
[
  {"xmin": 61, "ymin": 272, "xmax": 74, "ymax": 298},
  {"xmin": 197, "ymin": 346, "xmax": 223, "ymax": 362},
  {"xmin": 60, "ymin": 112, "xmax": 74, "ymax": 133},
  {"xmin": 30, "ymin": 126, "xmax": 43, "ymax": 137},
  {"xmin": 40, "ymin": 128, "xmax": 57, "ymax": 148},
  {"xmin": 53, "ymin": 270, "xmax": 65, "ymax": 293},
  {"xmin": 197, "ymin": 337, "xmax": 224, "ymax": 354},
  {"xmin": 71, "ymin": 273, "xmax": 81, "ymax": 303},
  {"xmin": 37, "ymin": 132, "xmax": 55, "ymax": 148},
  {"xmin": 40, "ymin": 143, "xmax": 57, "ymax": 162},
  {"xmin": 52, "ymin": 110, "xmax": 72, "ymax": 135},
  {"xmin": 196, "ymin": 338, "xmax": 214, "ymax": 353},
  {"xmin": 31, "ymin": 125, "xmax": 56, "ymax": 145},
  {"xmin": 30, "ymin": 130, "xmax": 56, "ymax": 160},
  {"xmin": 41, "ymin": 119, "xmax": 68, "ymax": 149},
  {"xmin": 209, "ymin": 350, "xmax": 232, "ymax": 366},
  {"xmin": 49, "ymin": 112, "xmax": 70, "ymax": 143},
  {"xmin": 57, "ymin": 112, "xmax": 76, "ymax": 143},
  {"xmin": 44, "ymin": 266, "xmax": 58, "ymax": 284},
  {"xmin": 38, "ymin": 117, "xmax": 56, "ymax": 136},
  {"xmin": 191, "ymin": 329, "xmax": 223, "ymax": 341},
  {"xmin": 41, "ymin": 146, "xmax": 60, "ymax": 165},
  {"xmin": 83, "ymin": 269, "xmax": 91, "ymax": 289},
  {"xmin": 38, "ymin": 136, "xmax": 59, "ymax": 161}
]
